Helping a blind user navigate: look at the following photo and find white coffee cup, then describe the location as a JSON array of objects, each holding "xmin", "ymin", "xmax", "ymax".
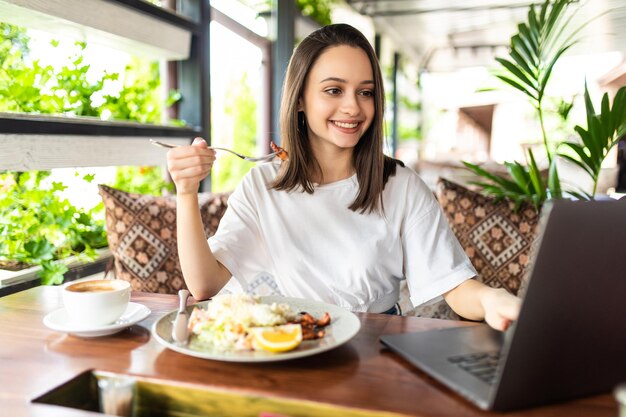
[{"xmin": 62, "ymin": 279, "xmax": 131, "ymax": 327}]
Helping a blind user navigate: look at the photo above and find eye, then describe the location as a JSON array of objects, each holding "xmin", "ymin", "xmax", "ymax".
[
  {"xmin": 359, "ymin": 89, "xmax": 374, "ymax": 97},
  {"xmin": 324, "ymin": 88, "xmax": 342, "ymax": 96}
]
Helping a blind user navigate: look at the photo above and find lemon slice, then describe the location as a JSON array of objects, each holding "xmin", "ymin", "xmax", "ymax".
[{"xmin": 250, "ymin": 324, "xmax": 302, "ymax": 353}]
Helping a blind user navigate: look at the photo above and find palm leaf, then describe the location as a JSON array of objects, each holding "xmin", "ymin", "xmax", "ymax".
[
  {"xmin": 509, "ymin": 45, "xmax": 535, "ymax": 78},
  {"xmin": 558, "ymin": 145, "xmax": 595, "ymax": 177},
  {"xmin": 572, "ymin": 125, "xmax": 600, "ymax": 166},
  {"xmin": 526, "ymin": 149, "xmax": 546, "ymax": 201},
  {"xmin": 528, "ymin": 6, "xmax": 541, "ymax": 42},
  {"xmin": 463, "ymin": 162, "xmax": 523, "ymax": 192},
  {"xmin": 558, "ymin": 85, "xmax": 626, "ymax": 196},
  {"xmin": 547, "ymin": 158, "xmax": 562, "ymax": 199},
  {"xmin": 505, "ymin": 161, "xmax": 532, "ymax": 194},
  {"xmin": 601, "ymin": 90, "xmax": 612, "ymax": 135},
  {"xmin": 538, "ymin": 43, "xmax": 574, "ymax": 97},
  {"xmin": 518, "ymin": 23, "xmax": 539, "ymax": 56},
  {"xmin": 495, "ymin": 58, "xmax": 537, "ymax": 91},
  {"xmin": 495, "ymin": 74, "xmax": 539, "ymax": 101},
  {"xmin": 511, "ymin": 33, "xmax": 537, "ymax": 68},
  {"xmin": 565, "ymin": 188, "xmax": 594, "ymax": 201}
]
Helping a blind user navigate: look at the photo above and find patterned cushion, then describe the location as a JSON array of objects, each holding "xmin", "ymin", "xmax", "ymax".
[
  {"xmin": 407, "ymin": 177, "xmax": 541, "ymax": 319},
  {"xmin": 98, "ymin": 185, "xmax": 229, "ymax": 294}
]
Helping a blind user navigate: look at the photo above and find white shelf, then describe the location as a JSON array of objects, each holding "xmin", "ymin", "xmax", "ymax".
[
  {"xmin": 0, "ymin": 248, "xmax": 112, "ymax": 288},
  {"xmin": 0, "ymin": 0, "xmax": 191, "ymax": 60},
  {"xmin": 0, "ymin": 134, "xmax": 190, "ymax": 170}
]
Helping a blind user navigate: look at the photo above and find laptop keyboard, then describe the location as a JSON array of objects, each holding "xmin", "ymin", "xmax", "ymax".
[{"xmin": 447, "ymin": 351, "xmax": 501, "ymax": 385}]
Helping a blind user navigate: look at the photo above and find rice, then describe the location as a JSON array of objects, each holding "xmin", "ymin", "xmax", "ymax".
[{"xmin": 188, "ymin": 294, "xmax": 297, "ymax": 351}]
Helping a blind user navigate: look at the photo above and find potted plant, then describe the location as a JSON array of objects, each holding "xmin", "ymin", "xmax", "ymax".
[{"xmin": 463, "ymin": 0, "xmax": 626, "ymax": 207}]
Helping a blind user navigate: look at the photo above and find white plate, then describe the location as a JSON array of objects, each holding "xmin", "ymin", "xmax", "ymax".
[
  {"xmin": 151, "ymin": 296, "xmax": 361, "ymax": 362},
  {"xmin": 43, "ymin": 302, "xmax": 151, "ymax": 338}
]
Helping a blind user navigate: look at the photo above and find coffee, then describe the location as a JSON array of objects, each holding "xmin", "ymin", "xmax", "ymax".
[
  {"xmin": 62, "ymin": 279, "xmax": 131, "ymax": 327},
  {"xmin": 66, "ymin": 281, "xmax": 116, "ymax": 293}
]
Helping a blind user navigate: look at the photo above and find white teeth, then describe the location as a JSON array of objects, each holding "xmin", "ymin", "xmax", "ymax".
[{"xmin": 333, "ymin": 121, "xmax": 358, "ymax": 128}]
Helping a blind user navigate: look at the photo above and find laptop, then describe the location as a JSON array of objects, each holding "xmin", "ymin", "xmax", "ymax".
[{"xmin": 380, "ymin": 199, "xmax": 626, "ymax": 411}]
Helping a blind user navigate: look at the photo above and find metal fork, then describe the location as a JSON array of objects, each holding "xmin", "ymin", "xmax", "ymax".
[{"xmin": 150, "ymin": 139, "xmax": 277, "ymax": 162}]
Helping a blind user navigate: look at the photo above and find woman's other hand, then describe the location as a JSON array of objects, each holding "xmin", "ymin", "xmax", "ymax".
[
  {"xmin": 481, "ymin": 287, "xmax": 522, "ymax": 331},
  {"xmin": 167, "ymin": 137, "xmax": 216, "ymax": 194},
  {"xmin": 444, "ymin": 279, "xmax": 522, "ymax": 331}
]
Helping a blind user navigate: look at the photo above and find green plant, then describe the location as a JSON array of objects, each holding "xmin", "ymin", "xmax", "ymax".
[
  {"xmin": 296, "ymin": 0, "xmax": 336, "ymax": 26},
  {"xmin": 242, "ymin": 0, "xmax": 336, "ymax": 27},
  {"xmin": 0, "ymin": 23, "xmax": 179, "ymax": 284},
  {"xmin": 464, "ymin": 0, "xmax": 621, "ymax": 207},
  {"xmin": 558, "ymin": 84, "xmax": 626, "ymax": 199},
  {"xmin": 110, "ymin": 166, "xmax": 174, "ymax": 196},
  {"xmin": 0, "ymin": 172, "xmax": 107, "ymax": 285},
  {"xmin": 212, "ymin": 73, "xmax": 258, "ymax": 192}
]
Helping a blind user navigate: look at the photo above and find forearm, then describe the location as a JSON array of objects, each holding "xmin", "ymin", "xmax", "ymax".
[
  {"xmin": 443, "ymin": 278, "xmax": 489, "ymax": 321},
  {"xmin": 176, "ymin": 193, "xmax": 230, "ymax": 300},
  {"xmin": 444, "ymin": 278, "xmax": 522, "ymax": 331}
]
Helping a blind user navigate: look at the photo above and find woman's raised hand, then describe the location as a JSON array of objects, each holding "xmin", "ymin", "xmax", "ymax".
[{"xmin": 166, "ymin": 137, "xmax": 216, "ymax": 195}]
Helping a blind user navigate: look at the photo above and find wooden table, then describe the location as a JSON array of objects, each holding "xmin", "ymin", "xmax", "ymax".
[{"xmin": 0, "ymin": 286, "xmax": 618, "ymax": 417}]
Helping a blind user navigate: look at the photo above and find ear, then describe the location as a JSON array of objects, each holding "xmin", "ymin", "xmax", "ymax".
[{"xmin": 297, "ymin": 97, "xmax": 304, "ymax": 112}]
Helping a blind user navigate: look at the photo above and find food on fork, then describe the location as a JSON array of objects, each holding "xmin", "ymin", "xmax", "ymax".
[
  {"xmin": 270, "ymin": 140, "xmax": 289, "ymax": 161},
  {"xmin": 187, "ymin": 294, "xmax": 330, "ymax": 353}
]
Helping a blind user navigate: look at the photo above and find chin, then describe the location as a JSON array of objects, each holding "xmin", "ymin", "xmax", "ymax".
[{"xmin": 331, "ymin": 134, "xmax": 362, "ymax": 149}]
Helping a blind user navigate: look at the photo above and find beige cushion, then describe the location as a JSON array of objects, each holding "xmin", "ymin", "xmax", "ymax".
[{"xmin": 98, "ymin": 184, "xmax": 229, "ymax": 294}]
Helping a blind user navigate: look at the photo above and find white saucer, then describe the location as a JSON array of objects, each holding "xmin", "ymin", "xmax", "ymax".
[{"xmin": 43, "ymin": 302, "xmax": 151, "ymax": 338}]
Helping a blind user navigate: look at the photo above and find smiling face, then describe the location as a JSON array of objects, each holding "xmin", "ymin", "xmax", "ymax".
[{"xmin": 299, "ymin": 45, "xmax": 375, "ymax": 155}]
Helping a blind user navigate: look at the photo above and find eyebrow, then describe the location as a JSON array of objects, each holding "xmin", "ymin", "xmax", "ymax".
[{"xmin": 319, "ymin": 77, "xmax": 374, "ymax": 85}]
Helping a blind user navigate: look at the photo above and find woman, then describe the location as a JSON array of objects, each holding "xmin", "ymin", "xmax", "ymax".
[{"xmin": 167, "ymin": 23, "xmax": 520, "ymax": 331}]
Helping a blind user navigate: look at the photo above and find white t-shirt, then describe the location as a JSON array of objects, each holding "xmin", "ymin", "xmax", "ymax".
[{"xmin": 209, "ymin": 161, "xmax": 476, "ymax": 313}]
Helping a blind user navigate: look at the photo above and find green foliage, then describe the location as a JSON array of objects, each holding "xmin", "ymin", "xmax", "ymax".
[
  {"xmin": 0, "ymin": 172, "xmax": 107, "ymax": 285},
  {"xmin": 101, "ymin": 58, "xmax": 163, "ymax": 123},
  {"xmin": 0, "ymin": 23, "xmax": 179, "ymax": 284},
  {"xmin": 464, "ymin": 149, "xmax": 561, "ymax": 209},
  {"xmin": 493, "ymin": 0, "xmax": 581, "ymax": 164},
  {"xmin": 296, "ymin": 0, "xmax": 336, "ymax": 26},
  {"xmin": 557, "ymin": 84, "xmax": 626, "ymax": 199},
  {"xmin": 465, "ymin": 0, "xmax": 616, "ymax": 207},
  {"xmin": 110, "ymin": 166, "xmax": 174, "ymax": 196},
  {"xmin": 0, "ymin": 24, "xmax": 178, "ymax": 123},
  {"xmin": 213, "ymin": 73, "xmax": 257, "ymax": 192},
  {"xmin": 52, "ymin": 42, "xmax": 114, "ymax": 117},
  {"xmin": 241, "ymin": 0, "xmax": 336, "ymax": 26}
]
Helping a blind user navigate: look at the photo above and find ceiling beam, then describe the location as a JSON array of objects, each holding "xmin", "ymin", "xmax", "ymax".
[{"xmin": 350, "ymin": 2, "xmax": 538, "ymax": 17}]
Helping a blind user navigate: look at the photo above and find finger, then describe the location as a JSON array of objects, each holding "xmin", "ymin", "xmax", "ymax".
[
  {"xmin": 501, "ymin": 319, "xmax": 512, "ymax": 332},
  {"xmin": 498, "ymin": 297, "xmax": 522, "ymax": 321},
  {"xmin": 485, "ymin": 314, "xmax": 508, "ymax": 332},
  {"xmin": 170, "ymin": 165, "xmax": 212, "ymax": 182},
  {"xmin": 192, "ymin": 137, "xmax": 208, "ymax": 148},
  {"xmin": 167, "ymin": 154, "xmax": 215, "ymax": 171},
  {"xmin": 168, "ymin": 146, "xmax": 215, "ymax": 160}
]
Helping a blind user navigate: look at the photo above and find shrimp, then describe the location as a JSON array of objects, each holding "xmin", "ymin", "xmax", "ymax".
[{"xmin": 270, "ymin": 140, "xmax": 289, "ymax": 161}]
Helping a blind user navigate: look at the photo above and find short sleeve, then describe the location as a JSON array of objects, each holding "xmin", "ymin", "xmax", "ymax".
[
  {"xmin": 208, "ymin": 174, "xmax": 270, "ymax": 289},
  {"xmin": 402, "ymin": 193, "xmax": 476, "ymax": 307}
]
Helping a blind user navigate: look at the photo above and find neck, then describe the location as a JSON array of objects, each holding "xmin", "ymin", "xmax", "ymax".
[{"xmin": 312, "ymin": 149, "xmax": 355, "ymax": 185}]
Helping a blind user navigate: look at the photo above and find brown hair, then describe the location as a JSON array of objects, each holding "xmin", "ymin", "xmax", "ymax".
[{"xmin": 271, "ymin": 23, "xmax": 401, "ymax": 214}]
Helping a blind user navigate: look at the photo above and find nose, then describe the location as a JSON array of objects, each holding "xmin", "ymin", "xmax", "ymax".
[{"xmin": 339, "ymin": 93, "xmax": 361, "ymax": 116}]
